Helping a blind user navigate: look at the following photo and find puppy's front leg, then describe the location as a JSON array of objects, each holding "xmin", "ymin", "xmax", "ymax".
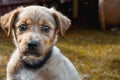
[
  {"xmin": 50, "ymin": 62, "xmax": 69, "ymax": 80},
  {"xmin": 7, "ymin": 62, "xmax": 20, "ymax": 80},
  {"xmin": 51, "ymin": 71, "xmax": 68, "ymax": 80},
  {"xmin": 7, "ymin": 52, "xmax": 21, "ymax": 80},
  {"xmin": 7, "ymin": 73, "xmax": 15, "ymax": 80},
  {"xmin": 52, "ymin": 74, "xmax": 68, "ymax": 80}
]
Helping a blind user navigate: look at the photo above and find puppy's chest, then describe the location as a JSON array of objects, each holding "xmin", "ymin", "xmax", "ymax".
[{"xmin": 15, "ymin": 69, "xmax": 43, "ymax": 80}]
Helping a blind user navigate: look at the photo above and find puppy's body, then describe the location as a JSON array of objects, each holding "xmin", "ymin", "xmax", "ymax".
[
  {"xmin": 0, "ymin": 6, "xmax": 81, "ymax": 80},
  {"xmin": 8, "ymin": 46, "xmax": 80, "ymax": 80}
]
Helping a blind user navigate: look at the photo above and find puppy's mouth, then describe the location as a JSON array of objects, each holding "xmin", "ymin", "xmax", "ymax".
[{"xmin": 24, "ymin": 49, "xmax": 40, "ymax": 56}]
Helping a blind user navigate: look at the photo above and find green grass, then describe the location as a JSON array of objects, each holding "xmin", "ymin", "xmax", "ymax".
[{"xmin": 0, "ymin": 27, "xmax": 120, "ymax": 80}]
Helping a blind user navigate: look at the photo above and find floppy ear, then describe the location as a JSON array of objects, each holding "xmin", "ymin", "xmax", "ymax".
[
  {"xmin": 0, "ymin": 8, "xmax": 20, "ymax": 37},
  {"xmin": 50, "ymin": 8, "xmax": 71, "ymax": 36}
]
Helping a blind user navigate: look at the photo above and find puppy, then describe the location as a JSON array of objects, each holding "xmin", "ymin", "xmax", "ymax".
[{"xmin": 0, "ymin": 5, "xmax": 81, "ymax": 80}]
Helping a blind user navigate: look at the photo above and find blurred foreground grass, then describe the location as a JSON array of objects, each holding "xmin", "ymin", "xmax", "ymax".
[{"xmin": 0, "ymin": 27, "xmax": 120, "ymax": 80}]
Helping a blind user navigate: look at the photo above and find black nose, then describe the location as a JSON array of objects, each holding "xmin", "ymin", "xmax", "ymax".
[{"xmin": 27, "ymin": 40, "xmax": 39, "ymax": 49}]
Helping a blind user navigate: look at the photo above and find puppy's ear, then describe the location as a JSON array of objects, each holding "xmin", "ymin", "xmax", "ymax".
[
  {"xmin": 0, "ymin": 8, "xmax": 20, "ymax": 37},
  {"xmin": 50, "ymin": 8, "xmax": 71, "ymax": 36}
]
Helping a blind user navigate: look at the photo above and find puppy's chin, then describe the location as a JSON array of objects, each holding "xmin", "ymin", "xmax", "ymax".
[
  {"xmin": 20, "ymin": 47, "xmax": 53, "ymax": 69},
  {"xmin": 20, "ymin": 50, "xmax": 43, "ymax": 65},
  {"xmin": 25, "ymin": 50, "xmax": 40, "ymax": 57},
  {"xmin": 20, "ymin": 55, "xmax": 45, "ymax": 69},
  {"xmin": 20, "ymin": 55, "xmax": 44, "ymax": 64}
]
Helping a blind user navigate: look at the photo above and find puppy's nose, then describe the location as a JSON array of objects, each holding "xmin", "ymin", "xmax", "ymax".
[{"xmin": 27, "ymin": 40, "xmax": 39, "ymax": 49}]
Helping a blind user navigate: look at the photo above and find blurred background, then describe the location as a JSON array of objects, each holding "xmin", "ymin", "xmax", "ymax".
[
  {"xmin": 0, "ymin": 0, "xmax": 120, "ymax": 80},
  {"xmin": 0, "ymin": 0, "xmax": 99, "ymax": 29}
]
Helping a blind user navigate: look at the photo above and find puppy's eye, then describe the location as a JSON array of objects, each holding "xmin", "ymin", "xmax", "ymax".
[
  {"xmin": 41, "ymin": 25, "xmax": 50, "ymax": 33},
  {"xmin": 19, "ymin": 24, "xmax": 28, "ymax": 31}
]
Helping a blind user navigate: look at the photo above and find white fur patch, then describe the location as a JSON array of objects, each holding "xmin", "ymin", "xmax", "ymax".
[{"xmin": 15, "ymin": 69, "xmax": 43, "ymax": 80}]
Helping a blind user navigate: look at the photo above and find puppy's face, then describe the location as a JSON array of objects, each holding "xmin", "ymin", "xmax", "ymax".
[
  {"xmin": 0, "ymin": 6, "xmax": 71, "ymax": 64},
  {"xmin": 16, "ymin": 6, "xmax": 57, "ymax": 58}
]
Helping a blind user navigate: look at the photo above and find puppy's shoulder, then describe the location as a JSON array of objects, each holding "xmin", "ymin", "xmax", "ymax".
[
  {"xmin": 51, "ymin": 46, "xmax": 64, "ymax": 59},
  {"xmin": 7, "ymin": 49, "xmax": 20, "ymax": 67}
]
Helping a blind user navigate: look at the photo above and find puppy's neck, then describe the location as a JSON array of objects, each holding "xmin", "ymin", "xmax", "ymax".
[{"xmin": 21, "ymin": 47, "xmax": 53, "ymax": 70}]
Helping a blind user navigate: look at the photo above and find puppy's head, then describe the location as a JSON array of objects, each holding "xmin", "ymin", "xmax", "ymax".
[{"xmin": 0, "ymin": 6, "xmax": 71, "ymax": 65}]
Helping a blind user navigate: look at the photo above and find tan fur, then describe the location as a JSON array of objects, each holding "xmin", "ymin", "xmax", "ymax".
[
  {"xmin": 0, "ymin": 5, "xmax": 81, "ymax": 80},
  {"xmin": 0, "ymin": 8, "xmax": 20, "ymax": 37},
  {"xmin": 50, "ymin": 8, "xmax": 71, "ymax": 36}
]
